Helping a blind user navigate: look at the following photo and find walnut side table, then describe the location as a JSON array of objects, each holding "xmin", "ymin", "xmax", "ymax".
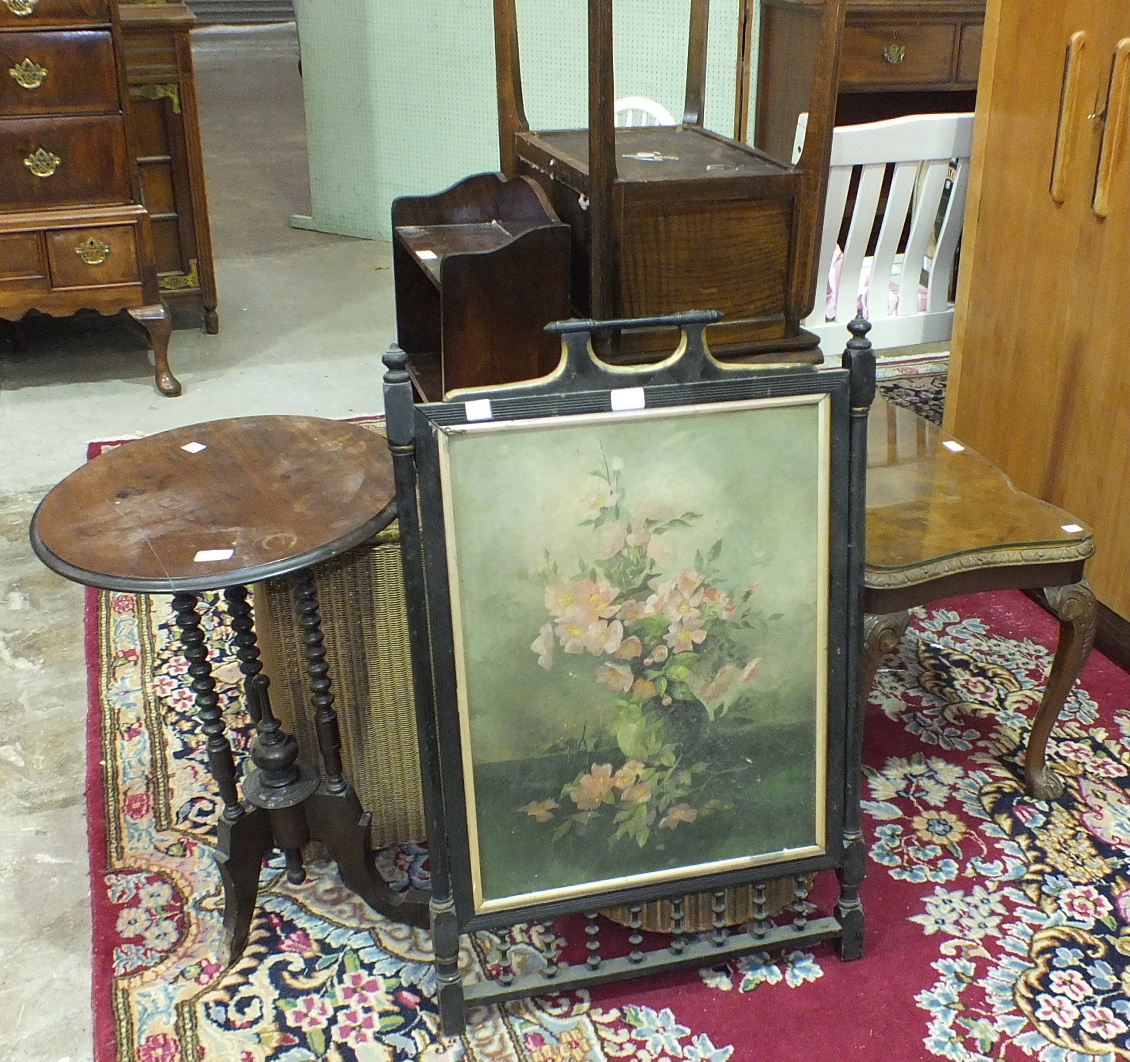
[
  {"xmin": 30, "ymin": 414, "xmax": 428, "ymax": 961},
  {"xmin": 864, "ymin": 392, "xmax": 1097, "ymax": 801}
]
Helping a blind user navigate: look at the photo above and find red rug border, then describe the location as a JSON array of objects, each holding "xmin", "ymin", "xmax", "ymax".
[
  {"xmin": 85, "ymin": 438, "xmax": 116, "ymax": 1062},
  {"xmin": 86, "ymin": 583, "xmax": 115, "ymax": 1062}
]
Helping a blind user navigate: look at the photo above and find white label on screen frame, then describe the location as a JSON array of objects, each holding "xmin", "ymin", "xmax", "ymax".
[
  {"xmin": 610, "ymin": 387, "xmax": 646, "ymax": 411},
  {"xmin": 465, "ymin": 399, "xmax": 493, "ymax": 422}
]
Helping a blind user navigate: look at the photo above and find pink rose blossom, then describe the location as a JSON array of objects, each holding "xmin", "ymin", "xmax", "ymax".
[
  {"xmin": 631, "ymin": 678, "xmax": 659, "ymax": 701},
  {"xmin": 660, "ymin": 804, "xmax": 698, "ymax": 829},
  {"xmin": 616, "ymin": 636, "xmax": 643, "ymax": 660},
  {"xmin": 1059, "ymin": 885, "xmax": 1112, "ymax": 923},
  {"xmin": 613, "ymin": 761, "xmax": 646, "ymax": 788},
  {"xmin": 554, "ymin": 617, "xmax": 588, "ymax": 654},
  {"xmin": 618, "ymin": 598, "xmax": 654, "ymax": 624},
  {"xmin": 582, "ymin": 618, "xmax": 624, "ymax": 656},
  {"xmin": 665, "ymin": 623, "xmax": 707, "ymax": 653},
  {"xmin": 596, "ymin": 661, "xmax": 634, "ymax": 692},
  {"xmin": 569, "ymin": 764, "xmax": 615, "ymax": 810},
  {"xmin": 531, "ymin": 623, "xmax": 555, "ymax": 669}
]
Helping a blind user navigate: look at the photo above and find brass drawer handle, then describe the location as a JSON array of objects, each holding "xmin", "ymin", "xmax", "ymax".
[
  {"xmin": 24, "ymin": 147, "xmax": 60, "ymax": 177},
  {"xmin": 9, "ymin": 58, "xmax": 48, "ymax": 89},
  {"xmin": 75, "ymin": 237, "xmax": 111, "ymax": 266},
  {"xmin": 2, "ymin": 0, "xmax": 38, "ymax": 16},
  {"xmin": 882, "ymin": 43, "xmax": 906, "ymax": 65}
]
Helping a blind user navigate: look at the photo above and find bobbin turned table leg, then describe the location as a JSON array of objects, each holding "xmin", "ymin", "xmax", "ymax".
[
  {"xmin": 172, "ymin": 591, "xmax": 272, "ymax": 959},
  {"xmin": 223, "ymin": 586, "xmax": 321, "ymax": 953},
  {"xmin": 176, "ymin": 580, "xmax": 430, "ymax": 960},
  {"xmin": 292, "ymin": 574, "xmax": 430, "ymax": 926}
]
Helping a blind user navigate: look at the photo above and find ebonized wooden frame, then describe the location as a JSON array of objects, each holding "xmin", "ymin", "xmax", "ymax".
[{"xmin": 383, "ymin": 312, "xmax": 875, "ymax": 1035}]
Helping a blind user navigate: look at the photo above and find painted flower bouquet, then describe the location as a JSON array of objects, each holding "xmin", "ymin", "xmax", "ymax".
[{"xmin": 522, "ymin": 454, "xmax": 768, "ymax": 850}]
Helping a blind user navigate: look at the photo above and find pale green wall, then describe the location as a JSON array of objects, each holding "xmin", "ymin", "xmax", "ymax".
[{"xmin": 293, "ymin": 0, "xmax": 744, "ymax": 240}]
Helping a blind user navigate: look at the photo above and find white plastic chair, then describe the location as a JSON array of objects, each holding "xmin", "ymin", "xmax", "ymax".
[
  {"xmin": 614, "ymin": 96, "xmax": 677, "ymax": 127},
  {"xmin": 795, "ymin": 112, "xmax": 975, "ymax": 353}
]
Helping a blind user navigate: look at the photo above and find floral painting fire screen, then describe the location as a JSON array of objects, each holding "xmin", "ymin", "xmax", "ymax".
[{"xmin": 383, "ymin": 311, "xmax": 876, "ymax": 1035}]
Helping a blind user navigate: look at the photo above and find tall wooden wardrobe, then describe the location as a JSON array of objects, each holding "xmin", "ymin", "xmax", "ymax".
[{"xmin": 945, "ymin": 0, "xmax": 1129, "ymax": 663}]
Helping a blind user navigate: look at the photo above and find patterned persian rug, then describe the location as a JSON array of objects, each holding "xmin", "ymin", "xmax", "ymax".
[
  {"xmin": 87, "ymin": 575, "xmax": 1128, "ymax": 1062},
  {"xmin": 878, "ymin": 371, "xmax": 947, "ymax": 425}
]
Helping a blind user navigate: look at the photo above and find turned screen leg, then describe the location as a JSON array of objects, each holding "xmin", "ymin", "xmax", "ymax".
[
  {"xmin": 1024, "ymin": 581, "xmax": 1098, "ymax": 801},
  {"xmin": 128, "ymin": 302, "xmax": 181, "ymax": 397},
  {"xmin": 836, "ymin": 610, "xmax": 909, "ymax": 960}
]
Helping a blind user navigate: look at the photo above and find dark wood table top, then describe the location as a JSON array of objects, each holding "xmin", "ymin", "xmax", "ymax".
[
  {"xmin": 519, "ymin": 125, "xmax": 790, "ymax": 185},
  {"xmin": 31, "ymin": 416, "xmax": 395, "ymax": 594},
  {"xmin": 865, "ymin": 393, "xmax": 1093, "ymax": 589}
]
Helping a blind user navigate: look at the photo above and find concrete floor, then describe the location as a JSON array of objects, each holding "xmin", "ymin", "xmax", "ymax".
[{"xmin": 0, "ymin": 24, "xmax": 393, "ymax": 1062}]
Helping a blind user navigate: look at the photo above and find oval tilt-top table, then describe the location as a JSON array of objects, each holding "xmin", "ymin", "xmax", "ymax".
[{"xmin": 30, "ymin": 414, "xmax": 428, "ymax": 961}]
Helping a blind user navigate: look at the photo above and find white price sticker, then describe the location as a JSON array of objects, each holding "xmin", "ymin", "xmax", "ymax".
[
  {"xmin": 465, "ymin": 399, "xmax": 493, "ymax": 422},
  {"xmin": 193, "ymin": 548, "xmax": 234, "ymax": 563},
  {"xmin": 610, "ymin": 387, "xmax": 646, "ymax": 411}
]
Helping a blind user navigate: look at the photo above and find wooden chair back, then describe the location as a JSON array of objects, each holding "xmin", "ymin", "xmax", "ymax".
[{"xmin": 799, "ymin": 111, "xmax": 975, "ymax": 351}]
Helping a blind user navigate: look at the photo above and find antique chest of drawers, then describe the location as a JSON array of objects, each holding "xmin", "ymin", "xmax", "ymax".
[
  {"xmin": 120, "ymin": 1, "xmax": 218, "ymax": 333},
  {"xmin": 835, "ymin": 0, "xmax": 984, "ymax": 123},
  {"xmin": 756, "ymin": 0, "xmax": 985, "ymax": 159},
  {"xmin": 0, "ymin": 0, "xmax": 179, "ymax": 395}
]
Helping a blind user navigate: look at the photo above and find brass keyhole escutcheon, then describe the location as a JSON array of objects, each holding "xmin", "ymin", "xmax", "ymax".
[
  {"xmin": 2, "ymin": 0, "xmax": 38, "ymax": 16},
  {"xmin": 23, "ymin": 147, "xmax": 60, "ymax": 177},
  {"xmin": 9, "ymin": 58, "xmax": 47, "ymax": 88},
  {"xmin": 882, "ymin": 43, "xmax": 906, "ymax": 65},
  {"xmin": 75, "ymin": 237, "xmax": 112, "ymax": 266}
]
